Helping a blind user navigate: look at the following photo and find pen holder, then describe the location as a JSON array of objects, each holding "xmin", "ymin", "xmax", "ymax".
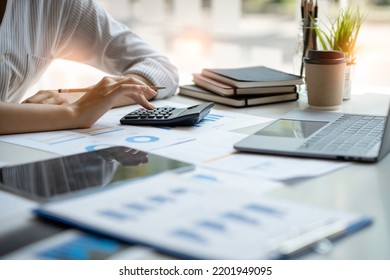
[
  {"xmin": 293, "ymin": 18, "xmax": 318, "ymax": 87},
  {"xmin": 343, "ymin": 63, "xmax": 355, "ymax": 100}
]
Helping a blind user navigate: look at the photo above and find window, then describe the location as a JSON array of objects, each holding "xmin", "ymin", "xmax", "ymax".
[{"xmin": 29, "ymin": 0, "xmax": 390, "ymax": 97}]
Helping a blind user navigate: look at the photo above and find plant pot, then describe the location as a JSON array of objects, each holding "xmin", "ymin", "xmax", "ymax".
[{"xmin": 343, "ymin": 63, "xmax": 355, "ymax": 100}]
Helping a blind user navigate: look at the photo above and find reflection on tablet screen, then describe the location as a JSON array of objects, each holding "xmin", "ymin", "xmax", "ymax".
[{"xmin": 0, "ymin": 146, "xmax": 193, "ymax": 202}]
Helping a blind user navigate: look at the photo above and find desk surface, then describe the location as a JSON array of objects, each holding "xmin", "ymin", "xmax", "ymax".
[{"xmin": 1, "ymin": 88, "xmax": 390, "ymax": 260}]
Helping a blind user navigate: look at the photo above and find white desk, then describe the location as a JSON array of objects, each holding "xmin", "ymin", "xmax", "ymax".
[{"xmin": 1, "ymin": 87, "xmax": 390, "ymax": 260}]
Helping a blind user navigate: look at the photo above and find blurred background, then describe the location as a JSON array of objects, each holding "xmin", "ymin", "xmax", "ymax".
[{"xmin": 29, "ymin": 0, "xmax": 390, "ymax": 96}]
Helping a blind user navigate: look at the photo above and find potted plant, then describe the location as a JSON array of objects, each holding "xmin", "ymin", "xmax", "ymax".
[{"xmin": 313, "ymin": 5, "xmax": 367, "ymax": 100}]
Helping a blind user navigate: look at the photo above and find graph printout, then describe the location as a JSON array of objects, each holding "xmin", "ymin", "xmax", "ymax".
[
  {"xmin": 0, "ymin": 122, "xmax": 193, "ymax": 156},
  {"xmin": 36, "ymin": 173, "xmax": 371, "ymax": 260},
  {"xmin": 0, "ymin": 100, "xmax": 270, "ymax": 156}
]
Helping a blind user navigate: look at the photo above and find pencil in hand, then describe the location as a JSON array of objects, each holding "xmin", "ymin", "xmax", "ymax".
[{"xmin": 57, "ymin": 86, "xmax": 166, "ymax": 93}]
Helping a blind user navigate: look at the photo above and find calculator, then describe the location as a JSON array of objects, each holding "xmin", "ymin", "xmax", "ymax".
[{"xmin": 120, "ymin": 102, "xmax": 214, "ymax": 126}]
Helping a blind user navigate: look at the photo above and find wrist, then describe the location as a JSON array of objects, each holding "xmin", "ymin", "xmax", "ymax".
[
  {"xmin": 66, "ymin": 103, "xmax": 91, "ymax": 129},
  {"xmin": 122, "ymin": 73, "xmax": 153, "ymax": 86}
]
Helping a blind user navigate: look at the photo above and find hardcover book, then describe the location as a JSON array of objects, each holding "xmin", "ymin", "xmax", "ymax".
[
  {"xmin": 192, "ymin": 73, "xmax": 297, "ymax": 97},
  {"xmin": 201, "ymin": 66, "xmax": 304, "ymax": 88},
  {"xmin": 178, "ymin": 85, "xmax": 298, "ymax": 108}
]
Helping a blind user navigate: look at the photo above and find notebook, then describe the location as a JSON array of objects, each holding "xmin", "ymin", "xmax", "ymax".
[
  {"xmin": 234, "ymin": 105, "xmax": 390, "ymax": 162},
  {"xmin": 201, "ymin": 66, "xmax": 304, "ymax": 88},
  {"xmin": 178, "ymin": 84, "xmax": 299, "ymax": 108}
]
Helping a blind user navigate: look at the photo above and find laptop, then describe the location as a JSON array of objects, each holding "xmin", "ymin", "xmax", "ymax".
[{"xmin": 234, "ymin": 105, "xmax": 390, "ymax": 162}]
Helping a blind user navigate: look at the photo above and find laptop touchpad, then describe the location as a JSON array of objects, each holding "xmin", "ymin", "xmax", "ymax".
[{"xmin": 255, "ymin": 119, "xmax": 328, "ymax": 139}]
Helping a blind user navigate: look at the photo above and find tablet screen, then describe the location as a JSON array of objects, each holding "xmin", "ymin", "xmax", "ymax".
[{"xmin": 0, "ymin": 146, "xmax": 193, "ymax": 202}]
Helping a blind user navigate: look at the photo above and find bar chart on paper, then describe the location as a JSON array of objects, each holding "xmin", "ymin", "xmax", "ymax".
[
  {"xmin": 139, "ymin": 100, "xmax": 273, "ymax": 133},
  {"xmin": 36, "ymin": 173, "xmax": 371, "ymax": 260},
  {"xmin": 18, "ymin": 125, "xmax": 124, "ymax": 145},
  {"xmin": 194, "ymin": 113, "xmax": 224, "ymax": 127}
]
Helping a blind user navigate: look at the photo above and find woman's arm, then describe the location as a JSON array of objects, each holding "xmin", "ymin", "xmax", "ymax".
[
  {"xmin": 23, "ymin": 74, "xmax": 156, "ymax": 108},
  {"xmin": 0, "ymin": 102, "xmax": 78, "ymax": 135},
  {"xmin": 57, "ymin": 0, "xmax": 179, "ymax": 99},
  {"xmin": 0, "ymin": 76, "xmax": 156, "ymax": 135}
]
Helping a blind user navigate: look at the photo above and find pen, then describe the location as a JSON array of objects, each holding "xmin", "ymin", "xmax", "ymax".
[
  {"xmin": 277, "ymin": 220, "xmax": 346, "ymax": 257},
  {"xmin": 57, "ymin": 86, "xmax": 166, "ymax": 93}
]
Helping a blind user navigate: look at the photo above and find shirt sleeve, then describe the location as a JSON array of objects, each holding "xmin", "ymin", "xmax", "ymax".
[{"xmin": 56, "ymin": 0, "xmax": 178, "ymax": 99}]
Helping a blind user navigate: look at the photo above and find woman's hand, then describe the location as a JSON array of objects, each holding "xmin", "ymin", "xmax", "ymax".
[
  {"xmin": 23, "ymin": 90, "xmax": 70, "ymax": 105},
  {"xmin": 70, "ymin": 75, "xmax": 157, "ymax": 128},
  {"xmin": 23, "ymin": 75, "xmax": 157, "ymax": 108}
]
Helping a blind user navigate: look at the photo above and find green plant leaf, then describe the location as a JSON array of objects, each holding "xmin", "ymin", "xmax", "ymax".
[{"xmin": 312, "ymin": 5, "xmax": 367, "ymax": 64}]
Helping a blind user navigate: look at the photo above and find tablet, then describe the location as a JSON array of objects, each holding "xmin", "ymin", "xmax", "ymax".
[{"xmin": 0, "ymin": 146, "xmax": 194, "ymax": 202}]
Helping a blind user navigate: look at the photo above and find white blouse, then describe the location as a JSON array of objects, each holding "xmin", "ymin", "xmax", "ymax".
[{"xmin": 0, "ymin": 0, "xmax": 178, "ymax": 103}]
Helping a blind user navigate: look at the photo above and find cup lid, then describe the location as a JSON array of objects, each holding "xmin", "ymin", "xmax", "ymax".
[{"xmin": 304, "ymin": 50, "xmax": 347, "ymax": 64}]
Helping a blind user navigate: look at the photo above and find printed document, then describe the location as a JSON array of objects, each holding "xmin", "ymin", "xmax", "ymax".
[{"xmin": 36, "ymin": 173, "xmax": 371, "ymax": 259}]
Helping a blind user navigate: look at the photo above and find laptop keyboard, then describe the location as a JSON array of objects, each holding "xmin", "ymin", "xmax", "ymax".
[{"xmin": 298, "ymin": 114, "xmax": 385, "ymax": 155}]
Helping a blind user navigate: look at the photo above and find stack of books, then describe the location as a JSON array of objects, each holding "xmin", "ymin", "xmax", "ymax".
[{"xmin": 178, "ymin": 66, "xmax": 304, "ymax": 108}]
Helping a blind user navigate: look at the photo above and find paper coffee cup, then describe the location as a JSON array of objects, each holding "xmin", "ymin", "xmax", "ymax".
[{"xmin": 304, "ymin": 50, "xmax": 347, "ymax": 110}]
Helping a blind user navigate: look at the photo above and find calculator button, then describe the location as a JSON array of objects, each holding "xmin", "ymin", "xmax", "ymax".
[{"xmin": 125, "ymin": 115, "xmax": 140, "ymax": 119}]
